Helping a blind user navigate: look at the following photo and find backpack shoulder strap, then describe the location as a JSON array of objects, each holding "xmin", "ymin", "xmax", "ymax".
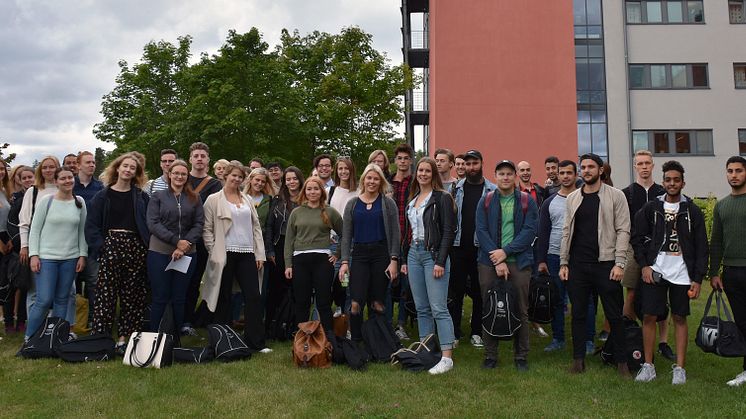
[
  {"xmin": 193, "ymin": 176, "xmax": 213, "ymax": 194},
  {"xmin": 520, "ymin": 191, "xmax": 529, "ymax": 216},
  {"xmin": 483, "ymin": 191, "xmax": 495, "ymax": 213},
  {"xmin": 327, "ymin": 186, "xmax": 336, "ymax": 204},
  {"xmin": 31, "ymin": 187, "xmax": 39, "ymax": 216}
]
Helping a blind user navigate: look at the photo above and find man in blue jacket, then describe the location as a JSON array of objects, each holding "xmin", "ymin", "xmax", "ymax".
[{"xmin": 476, "ymin": 160, "xmax": 538, "ymax": 371}]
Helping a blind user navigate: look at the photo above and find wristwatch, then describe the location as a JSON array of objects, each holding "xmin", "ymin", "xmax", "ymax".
[{"xmin": 615, "ymin": 262, "xmax": 626, "ymax": 269}]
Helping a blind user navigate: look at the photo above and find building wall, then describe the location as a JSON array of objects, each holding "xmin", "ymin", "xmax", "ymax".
[
  {"xmin": 605, "ymin": 3, "xmax": 746, "ymax": 197},
  {"xmin": 428, "ymin": 0, "xmax": 578, "ymax": 182}
]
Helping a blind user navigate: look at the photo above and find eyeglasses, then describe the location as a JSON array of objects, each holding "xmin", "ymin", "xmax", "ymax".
[{"xmin": 317, "ymin": 164, "xmax": 332, "ymax": 169}]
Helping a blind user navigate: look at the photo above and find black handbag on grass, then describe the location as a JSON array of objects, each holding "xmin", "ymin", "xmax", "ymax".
[{"xmin": 695, "ymin": 289, "xmax": 746, "ymax": 358}]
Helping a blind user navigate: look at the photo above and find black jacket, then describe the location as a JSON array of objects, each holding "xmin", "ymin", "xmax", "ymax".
[
  {"xmin": 402, "ymin": 190, "xmax": 456, "ymax": 267},
  {"xmin": 622, "ymin": 182, "xmax": 665, "ymax": 228},
  {"xmin": 85, "ymin": 186, "xmax": 150, "ymax": 261},
  {"xmin": 631, "ymin": 196, "xmax": 708, "ymax": 283},
  {"xmin": 264, "ymin": 196, "xmax": 299, "ymax": 258}
]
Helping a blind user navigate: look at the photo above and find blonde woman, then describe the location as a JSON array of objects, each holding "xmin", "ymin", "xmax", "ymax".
[
  {"xmin": 339, "ymin": 164, "xmax": 400, "ymax": 343},
  {"xmin": 213, "ymin": 159, "xmax": 230, "ymax": 184},
  {"xmin": 85, "ymin": 152, "xmax": 150, "ymax": 352},
  {"xmin": 202, "ymin": 161, "xmax": 269, "ymax": 352}
]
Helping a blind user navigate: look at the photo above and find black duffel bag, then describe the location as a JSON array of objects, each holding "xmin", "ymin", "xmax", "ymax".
[
  {"xmin": 59, "ymin": 334, "xmax": 116, "ymax": 362},
  {"xmin": 173, "ymin": 347, "xmax": 215, "ymax": 364},
  {"xmin": 696, "ymin": 289, "xmax": 746, "ymax": 358},
  {"xmin": 18, "ymin": 317, "xmax": 70, "ymax": 359},
  {"xmin": 391, "ymin": 334, "xmax": 441, "ymax": 372},
  {"xmin": 207, "ymin": 324, "xmax": 252, "ymax": 362}
]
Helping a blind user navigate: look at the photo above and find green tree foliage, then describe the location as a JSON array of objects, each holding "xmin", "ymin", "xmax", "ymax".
[
  {"xmin": 94, "ymin": 27, "xmax": 413, "ymax": 175},
  {"xmin": 0, "ymin": 142, "xmax": 17, "ymax": 164}
]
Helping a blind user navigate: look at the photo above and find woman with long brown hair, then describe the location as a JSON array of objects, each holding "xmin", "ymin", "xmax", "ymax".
[
  {"xmin": 284, "ymin": 176, "xmax": 343, "ymax": 332},
  {"xmin": 85, "ymin": 152, "xmax": 150, "ymax": 353},
  {"xmin": 4, "ymin": 165, "xmax": 34, "ymax": 333}
]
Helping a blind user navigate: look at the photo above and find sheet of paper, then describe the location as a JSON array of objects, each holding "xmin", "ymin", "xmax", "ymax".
[{"xmin": 165, "ymin": 255, "xmax": 193, "ymax": 274}]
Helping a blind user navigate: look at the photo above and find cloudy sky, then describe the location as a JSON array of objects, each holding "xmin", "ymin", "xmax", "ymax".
[{"xmin": 0, "ymin": 0, "xmax": 404, "ymax": 165}]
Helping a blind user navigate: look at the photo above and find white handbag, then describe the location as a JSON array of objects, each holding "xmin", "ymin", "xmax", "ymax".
[{"xmin": 123, "ymin": 332, "xmax": 174, "ymax": 368}]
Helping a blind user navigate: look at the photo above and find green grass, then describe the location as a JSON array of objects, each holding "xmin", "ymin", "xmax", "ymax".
[{"xmin": 2, "ymin": 281, "xmax": 746, "ymax": 418}]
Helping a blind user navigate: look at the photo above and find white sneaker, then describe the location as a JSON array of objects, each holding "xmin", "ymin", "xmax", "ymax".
[
  {"xmin": 635, "ymin": 363, "xmax": 656, "ymax": 382},
  {"xmin": 533, "ymin": 325, "xmax": 549, "ymax": 338},
  {"xmin": 333, "ymin": 307, "xmax": 342, "ymax": 318},
  {"xmin": 428, "ymin": 357, "xmax": 454, "ymax": 375},
  {"xmin": 259, "ymin": 348, "xmax": 273, "ymax": 354},
  {"xmin": 672, "ymin": 365, "xmax": 686, "ymax": 385},
  {"xmin": 68, "ymin": 332, "xmax": 78, "ymax": 341},
  {"xmin": 470, "ymin": 334, "xmax": 484, "ymax": 348},
  {"xmin": 727, "ymin": 370, "xmax": 746, "ymax": 387}
]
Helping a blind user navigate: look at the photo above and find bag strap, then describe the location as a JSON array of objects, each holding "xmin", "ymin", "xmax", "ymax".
[
  {"xmin": 327, "ymin": 186, "xmax": 336, "ymax": 204},
  {"xmin": 483, "ymin": 191, "xmax": 494, "ymax": 215},
  {"xmin": 520, "ymin": 191, "xmax": 529, "ymax": 216},
  {"xmin": 716, "ymin": 290, "xmax": 735, "ymax": 323},
  {"xmin": 31, "ymin": 187, "xmax": 39, "ymax": 217},
  {"xmin": 702, "ymin": 289, "xmax": 716, "ymax": 318},
  {"xmin": 193, "ymin": 176, "xmax": 213, "ymax": 195}
]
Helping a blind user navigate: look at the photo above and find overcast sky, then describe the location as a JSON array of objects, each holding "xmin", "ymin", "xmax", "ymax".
[{"xmin": 0, "ymin": 0, "xmax": 404, "ymax": 165}]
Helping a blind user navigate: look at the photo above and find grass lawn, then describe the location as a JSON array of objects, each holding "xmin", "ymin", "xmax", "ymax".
[{"xmin": 2, "ymin": 281, "xmax": 745, "ymax": 418}]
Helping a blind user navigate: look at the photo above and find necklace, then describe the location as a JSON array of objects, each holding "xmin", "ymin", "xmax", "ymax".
[{"xmin": 359, "ymin": 194, "xmax": 378, "ymax": 210}]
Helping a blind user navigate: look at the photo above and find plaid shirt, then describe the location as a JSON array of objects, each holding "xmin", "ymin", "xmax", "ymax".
[{"xmin": 390, "ymin": 173, "xmax": 413, "ymax": 249}]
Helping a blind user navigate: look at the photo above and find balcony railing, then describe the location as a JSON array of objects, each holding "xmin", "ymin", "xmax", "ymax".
[
  {"xmin": 409, "ymin": 30, "xmax": 429, "ymax": 49},
  {"xmin": 409, "ymin": 91, "xmax": 428, "ymax": 112}
]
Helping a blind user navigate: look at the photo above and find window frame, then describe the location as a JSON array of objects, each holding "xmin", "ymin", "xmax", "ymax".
[
  {"xmin": 628, "ymin": 63, "xmax": 709, "ymax": 89},
  {"xmin": 730, "ymin": 0, "xmax": 746, "ymax": 24},
  {"xmin": 734, "ymin": 63, "xmax": 746, "ymax": 89},
  {"xmin": 739, "ymin": 129, "xmax": 746, "ymax": 156},
  {"xmin": 625, "ymin": 0, "xmax": 705, "ymax": 24},
  {"xmin": 632, "ymin": 129, "xmax": 715, "ymax": 156}
]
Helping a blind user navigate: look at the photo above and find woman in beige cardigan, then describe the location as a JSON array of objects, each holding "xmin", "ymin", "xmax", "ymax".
[{"xmin": 201, "ymin": 160, "xmax": 269, "ymax": 353}]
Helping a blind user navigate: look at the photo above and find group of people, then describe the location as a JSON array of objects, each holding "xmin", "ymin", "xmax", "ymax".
[{"xmin": 2, "ymin": 142, "xmax": 746, "ymax": 385}]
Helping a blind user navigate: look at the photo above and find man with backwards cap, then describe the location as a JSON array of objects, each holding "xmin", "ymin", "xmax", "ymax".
[
  {"xmin": 559, "ymin": 153, "xmax": 632, "ymax": 378},
  {"xmin": 450, "ymin": 150, "xmax": 496, "ymax": 348}
]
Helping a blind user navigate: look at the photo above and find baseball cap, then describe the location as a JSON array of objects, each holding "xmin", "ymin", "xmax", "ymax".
[
  {"xmin": 463, "ymin": 150, "xmax": 483, "ymax": 161},
  {"xmin": 579, "ymin": 153, "xmax": 604, "ymax": 168},
  {"xmin": 495, "ymin": 160, "xmax": 516, "ymax": 172}
]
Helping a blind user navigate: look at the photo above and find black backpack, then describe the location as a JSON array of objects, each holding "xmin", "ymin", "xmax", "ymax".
[
  {"xmin": 173, "ymin": 347, "xmax": 215, "ymax": 364},
  {"xmin": 482, "ymin": 279, "xmax": 521, "ymax": 340},
  {"xmin": 207, "ymin": 324, "xmax": 252, "ymax": 362},
  {"xmin": 18, "ymin": 317, "xmax": 70, "ymax": 359},
  {"xmin": 390, "ymin": 334, "xmax": 442, "ymax": 372},
  {"xmin": 329, "ymin": 335, "xmax": 368, "ymax": 370},
  {"xmin": 0, "ymin": 254, "xmax": 11, "ymax": 304},
  {"xmin": 5, "ymin": 252, "xmax": 32, "ymax": 291},
  {"xmin": 361, "ymin": 314, "xmax": 402, "ymax": 362},
  {"xmin": 58, "ymin": 334, "xmax": 116, "ymax": 362},
  {"xmin": 269, "ymin": 290, "xmax": 295, "ymax": 341},
  {"xmin": 528, "ymin": 273, "xmax": 558, "ymax": 324},
  {"xmin": 599, "ymin": 317, "xmax": 644, "ymax": 372}
]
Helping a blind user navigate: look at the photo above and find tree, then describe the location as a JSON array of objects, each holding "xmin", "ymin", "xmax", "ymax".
[
  {"xmin": 94, "ymin": 27, "xmax": 413, "ymax": 174},
  {"xmin": 0, "ymin": 142, "xmax": 16, "ymax": 165},
  {"xmin": 94, "ymin": 36, "xmax": 193, "ymax": 176},
  {"xmin": 94, "ymin": 147, "xmax": 108, "ymax": 178}
]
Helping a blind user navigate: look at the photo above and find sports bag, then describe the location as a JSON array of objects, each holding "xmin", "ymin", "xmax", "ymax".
[
  {"xmin": 482, "ymin": 279, "xmax": 521, "ymax": 339},
  {"xmin": 123, "ymin": 331, "xmax": 174, "ymax": 368},
  {"xmin": 18, "ymin": 316, "xmax": 70, "ymax": 359},
  {"xmin": 58, "ymin": 334, "xmax": 115, "ymax": 362},
  {"xmin": 293, "ymin": 320, "xmax": 332, "ymax": 368},
  {"xmin": 207, "ymin": 324, "xmax": 252, "ymax": 362},
  {"xmin": 361, "ymin": 314, "xmax": 402, "ymax": 362},
  {"xmin": 390, "ymin": 334, "xmax": 442, "ymax": 372},
  {"xmin": 528, "ymin": 273, "xmax": 557, "ymax": 324},
  {"xmin": 696, "ymin": 289, "xmax": 746, "ymax": 357},
  {"xmin": 599, "ymin": 317, "xmax": 643, "ymax": 373},
  {"xmin": 173, "ymin": 347, "xmax": 215, "ymax": 364}
]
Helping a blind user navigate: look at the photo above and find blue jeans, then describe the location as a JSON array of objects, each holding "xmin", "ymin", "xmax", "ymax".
[
  {"xmin": 147, "ymin": 251, "xmax": 196, "ymax": 332},
  {"xmin": 407, "ymin": 243, "xmax": 455, "ymax": 351},
  {"xmin": 26, "ymin": 258, "xmax": 77, "ymax": 338},
  {"xmin": 547, "ymin": 254, "xmax": 598, "ymax": 343}
]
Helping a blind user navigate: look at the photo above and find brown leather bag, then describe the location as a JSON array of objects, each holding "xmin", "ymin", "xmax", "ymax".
[
  {"xmin": 333, "ymin": 314, "xmax": 348, "ymax": 338},
  {"xmin": 292, "ymin": 320, "xmax": 332, "ymax": 368}
]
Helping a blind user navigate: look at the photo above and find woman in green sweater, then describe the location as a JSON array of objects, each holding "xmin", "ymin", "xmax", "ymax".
[
  {"xmin": 284, "ymin": 176, "xmax": 343, "ymax": 332},
  {"xmin": 25, "ymin": 167, "xmax": 87, "ymax": 341}
]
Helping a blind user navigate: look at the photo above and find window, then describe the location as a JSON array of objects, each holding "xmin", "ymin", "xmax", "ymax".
[
  {"xmin": 735, "ymin": 64, "xmax": 746, "ymax": 88},
  {"xmin": 626, "ymin": 0, "xmax": 704, "ymax": 23},
  {"xmin": 628, "ymin": 64, "xmax": 709, "ymax": 89},
  {"xmin": 740, "ymin": 129, "xmax": 746, "ymax": 155},
  {"xmin": 633, "ymin": 130, "xmax": 714, "ymax": 155},
  {"xmin": 731, "ymin": 0, "xmax": 746, "ymax": 23}
]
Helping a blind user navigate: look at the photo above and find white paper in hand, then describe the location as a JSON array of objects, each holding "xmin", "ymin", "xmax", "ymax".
[{"xmin": 165, "ymin": 255, "xmax": 193, "ymax": 274}]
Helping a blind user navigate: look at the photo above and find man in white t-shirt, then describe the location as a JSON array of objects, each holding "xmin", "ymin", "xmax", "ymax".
[{"xmin": 631, "ymin": 160, "xmax": 707, "ymax": 385}]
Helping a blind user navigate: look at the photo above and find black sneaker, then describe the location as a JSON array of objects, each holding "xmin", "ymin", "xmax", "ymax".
[
  {"xmin": 482, "ymin": 358, "xmax": 497, "ymax": 369},
  {"xmin": 515, "ymin": 359, "xmax": 529, "ymax": 372},
  {"xmin": 658, "ymin": 342, "xmax": 676, "ymax": 361},
  {"xmin": 597, "ymin": 331, "xmax": 609, "ymax": 342},
  {"xmin": 115, "ymin": 342, "xmax": 127, "ymax": 356}
]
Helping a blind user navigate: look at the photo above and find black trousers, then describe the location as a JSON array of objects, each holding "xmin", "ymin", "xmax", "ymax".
[
  {"xmin": 349, "ymin": 242, "xmax": 389, "ymax": 341},
  {"xmin": 216, "ymin": 252, "xmax": 265, "ymax": 351},
  {"xmin": 448, "ymin": 245, "xmax": 482, "ymax": 339},
  {"xmin": 567, "ymin": 261, "xmax": 625, "ymax": 361},
  {"xmin": 265, "ymin": 237, "xmax": 290, "ymax": 335},
  {"xmin": 723, "ymin": 266, "xmax": 746, "ymax": 371},
  {"xmin": 183, "ymin": 240, "xmax": 209, "ymax": 326},
  {"xmin": 292, "ymin": 252, "xmax": 335, "ymax": 332}
]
